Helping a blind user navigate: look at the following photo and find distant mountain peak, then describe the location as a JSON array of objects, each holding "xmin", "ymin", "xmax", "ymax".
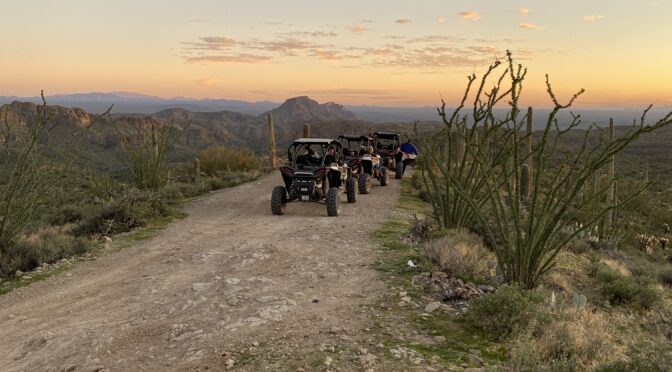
[{"xmin": 268, "ymin": 96, "xmax": 357, "ymax": 125}]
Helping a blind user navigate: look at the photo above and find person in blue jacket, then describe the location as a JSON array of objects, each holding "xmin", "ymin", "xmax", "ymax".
[{"xmin": 398, "ymin": 138, "xmax": 418, "ymax": 174}]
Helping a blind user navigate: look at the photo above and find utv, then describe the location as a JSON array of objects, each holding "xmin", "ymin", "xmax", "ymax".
[
  {"xmin": 271, "ymin": 139, "xmax": 356, "ymax": 217},
  {"xmin": 337, "ymin": 135, "xmax": 388, "ymax": 194},
  {"xmin": 372, "ymin": 132, "xmax": 403, "ymax": 179}
]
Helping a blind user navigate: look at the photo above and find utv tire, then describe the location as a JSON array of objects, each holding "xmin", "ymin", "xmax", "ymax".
[
  {"xmin": 326, "ymin": 187, "xmax": 341, "ymax": 217},
  {"xmin": 381, "ymin": 167, "xmax": 389, "ymax": 186},
  {"xmin": 271, "ymin": 186, "xmax": 287, "ymax": 215},
  {"xmin": 358, "ymin": 173, "xmax": 371, "ymax": 194},
  {"xmin": 346, "ymin": 176, "xmax": 358, "ymax": 203},
  {"xmin": 395, "ymin": 163, "xmax": 403, "ymax": 179}
]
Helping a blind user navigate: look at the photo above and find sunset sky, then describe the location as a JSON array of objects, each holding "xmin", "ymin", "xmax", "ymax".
[{"xmin": 1, "ymin": 0, "xmax": 670, "ymax": 108}]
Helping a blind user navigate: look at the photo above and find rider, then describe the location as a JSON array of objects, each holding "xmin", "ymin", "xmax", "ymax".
[
  {"xmin": 399, "ymin": 138, "xmax": 419, "ymax": 174},
  {"xmin": 324, "ymin": 146, "xmax": 337, "ymax": 165}
]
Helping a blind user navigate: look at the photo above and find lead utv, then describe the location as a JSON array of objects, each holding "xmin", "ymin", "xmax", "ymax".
[
  {"xmin": 271, "ymin": 139, "xmax": 357, "ymax": 217},
  {"xmin": 372, "ymin": 132, "xmax": 403, "ymax": 179}
]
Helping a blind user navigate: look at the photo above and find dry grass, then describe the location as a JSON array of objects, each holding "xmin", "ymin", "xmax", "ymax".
[
  {"xmin": 423, "ymin": 228, "xmax": 491, "ymax": 281},
  {"xmin": 511, "ymin": 308, "xmax": 624, "ymax": 371}
]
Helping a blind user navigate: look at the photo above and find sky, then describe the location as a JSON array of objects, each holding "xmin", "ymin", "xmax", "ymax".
[{"xmin": 1, "ymin": 0, "xmax": 670, "ymax": 108}]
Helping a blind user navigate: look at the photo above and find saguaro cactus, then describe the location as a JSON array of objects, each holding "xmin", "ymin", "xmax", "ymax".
[
  {"xmin": 303, "ymin": 123, "xmax": 310, "ymax": 138},
  {"xmin": 268, "ymin": 113, "xmax": 277, "ymax": 169},
  {"xmin": 194, "ymin": 158, "xmax": 201, "ymax": 184}
]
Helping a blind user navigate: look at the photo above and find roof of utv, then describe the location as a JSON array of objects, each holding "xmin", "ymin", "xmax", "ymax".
[
  {"xmin": 374, "ymin": 132, "xmax": 400, "ymax": 139},
  {"xmin": 291, "ymin": 138, "xmax": 340, "ymax": 145},
  {"xmin": 338, "ymin": 135, "xmax": 368, "ymax": 141}
]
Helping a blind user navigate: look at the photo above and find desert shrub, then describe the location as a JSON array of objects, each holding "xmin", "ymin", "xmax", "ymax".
[
  {"xmin": 597, "ymin": 345, "xmax": 672, "ymax": 372},
  {"xmin": 587, "ymin": 261, "xmax": 623, "ymax": 284},
  {"xmin": 74, "ymin": 189, "xmax": 171, "ymax": 236},
  {"xmin": 0, "ymin": 228, "xmax": 93, "ymax": 276},
  {"xmin": 198, "ymin": 147, "xmax": 260, "ymax": 176},
  {"xmin": 160, "ymin": 183, "xmax": 184, "ymax": 202},
  {"xmin": 424, "ymin": 228, "xmax": 490, "ymax": 281},
  {"xmin": 47, "ymin": 205, "xmax": 87, "ymax": 226},
  {"xmin": 409, "ymin": 214, "xmax": 432, "ymax": 242},
  {"xmin": 658, "ymin": 269, "xmax": 672, "ymax": 286},
  {"xmin": 511, "ymin": 309, "xmax": 617, "ymax": 371},
  {"xmin": 600, "ymin": 278, "xmax": 660, "ymax": 309},
  {"xmin": 466, "ymin": 285, "xmax": 548, "ymax": 341},
  {"xmin": 567, "ymin": 237, "xmax": 591, "ymax": 255}
]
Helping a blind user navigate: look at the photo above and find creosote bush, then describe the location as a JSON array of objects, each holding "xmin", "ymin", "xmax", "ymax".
[
  {"xmin": 588, "ymin": 261, "xmax": 660, "ymax": 309},
  {"xmin": 197, "ymin": 147, "xmax": 261, "ymax": 176},
  {"xmin": 466, "ymin": 284, "xmax": 548, "ymax": 341},
  {"xmin": 0, "ymin": 228, "xmax": 93, "ymax": 276}
]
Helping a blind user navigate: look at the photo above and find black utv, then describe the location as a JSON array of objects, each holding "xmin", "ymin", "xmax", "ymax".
[
  {"xmin": 372, "ymin": 132, "xmax": 403, "ymax": 179},
  {"xmin": 271, "ymin": 139, "xmax": 357, "ymax": 217},
  {"xmin": 338, "ymin": 135, "xmax": 388, "ymax": 194}
]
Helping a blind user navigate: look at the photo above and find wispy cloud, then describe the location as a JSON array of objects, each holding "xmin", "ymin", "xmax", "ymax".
[
  {"xmin": 196, "ymin": 78, "xmax": 219, "ymax": 87},
  {"xmin": 350, "ymin": 25, "xmax": 368, "ymax": 34},
  {"xmin": 458, "ymin": 11, "xmax": 481, "ymax": 21},
  {"xmin": 436, "ymin": 16, "xmax": 446, "ymax": 23},
  {"xmin": 519, "ymin": 23, "xmax": 541, "ymax": 30},
  {"xmin": 281, "ymin": 31, "xmax": 338, "ymax": 38},
  {"xmin": 247, "ymin": 38, "xmax": 325, "ymax": 56},
  {"xmin": 182, "ymin": 36, "xmax": 236, "ymax": 51},
  {"xmin": 185, "ymin": 54, "xmax": 272, "ymax": 64},
  {"xmin": 519, "ymin": 8, "xmax": 530, "ymax": 15},
  {"xmin": 188, "ymin": 19, "xmax": 208, "ymax": 23},
  {"xmin": 395, "ymin": 19, "xmax": 412, "ymax": 25},
  {"xmin": 583, "ymin": 15, "xmax": 605, "ymax": 21}
]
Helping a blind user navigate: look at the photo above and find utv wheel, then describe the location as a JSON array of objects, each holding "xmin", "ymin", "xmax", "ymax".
[
  {"xmin": 271, "ymin": 186, "xmax": 287, "ymax": 215},
  {"xmin": 380, "ymin": 167, "xmax": 389, "ymax": 186},
  {"xmin": 358, "ymin": 173, "xmax": 371, "ymax": 194},
  {"xmin": 326, "ymin": 188, "xmax": 341, "ymax": 217},
  {"xmin": 395, "ymin": 164, "xmax": 403, "ymax": 179},
  {"xmin": 346, "ymin": 176, "xmax": 358, "ymax": 203}
]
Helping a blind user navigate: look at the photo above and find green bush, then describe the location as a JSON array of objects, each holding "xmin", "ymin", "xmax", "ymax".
[
  {"xmin": 587, "ymin": 262, "xmax": 623, "ymax": 284},
  {"xmin": 47, "ymin": 205, "xmax": 86, "ymax": 226},
  {"xmin": 198, "ymin": 147, "xmax": 260, "ymax": 176},
  {"xmin": 597, "ymin": 345, "xmax": 672, "ymax": 372},
  {"xmin": 0, "ymin": 229, "xmax": 93, "ymax": 277},
  {"xmin": 658, "ymin": 270, "xmax": 672, "ymax": 287},
  {"xmin": 466, "ymin": 285, "xmax": 548, "ymax": 341},
  {"xmin": 74, "ymin": 189, "xmax": 171, "ymax": 236},
  {"xmin": 600, "ymin": 278, "xmax": 660, "ymax": 309}
]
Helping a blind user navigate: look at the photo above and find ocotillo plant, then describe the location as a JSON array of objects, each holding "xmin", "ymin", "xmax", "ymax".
[
  {"xmin": 268, "ymin": 113, "xmax": 277, "ymax": 169},
  {"xmin": 303, "ymin": 123, "xmax": 310, "ymax": 138},
  {"xmin": 523, "ymin": 107, "xmax": 533, "ymax": 199},
  {"xmin": 606, "ymin": 118, "xmax": 615, "ymax": 228},
  {"xmin": 418, "ymin": 51, "xmax": 672, "ymax": 288}
]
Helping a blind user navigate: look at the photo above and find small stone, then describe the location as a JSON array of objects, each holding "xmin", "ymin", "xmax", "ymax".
[
  {"xmin": 468, "ymin": 354, "xmax": 484, "ymax": 365},
  {"xmin": 401, "ymin": 296, "xmax": 412, "ymax": 303},
  {"xmin": 375, "ymin": 343, "xmax": 384, "ymax": 349},
  {"xmin": 399, "ymin": 291, "xmax": 407, "ymax": 297},
  {"xmin": 225, "ymin": 358, "xmax": 235, "ymax": 369},
  {"xmin": 424, "ymin": 302, "xmax": 441, "ymax": 313},
  {"xmin": 103, "ymin": 236, "xmax": 112, "ymax": 243},
  {"xmin": 434, "ymin": 336, "xmax": 446, "ymax": 343},
  {"xmin": 324, "ymin": 356, "xmax": 333, "ymax": 366},
  {"xmin": 15, "ymin": 270, "xmax": 24, "ymax": 278},
  {"xmin": 358, "ymin": 348, "xmax": 368, "ymax": 355},
  {"xmin": 22, "ymin": 276, "xmax": 32, "ymax": 280},
  {"xmin": 252, "ymin": 341, "xmax": 259, "ymax": 347}
]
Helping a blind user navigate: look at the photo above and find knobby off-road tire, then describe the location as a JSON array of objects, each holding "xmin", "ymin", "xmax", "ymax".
[
  {"xmin": 380, "ymin": 167, "xmax": 389, "ymax": 186},
  {"xmin": 326, "ymin": 187, "xmax": 341, "ymax": 217},
  {"xmin": 358, "ymin": 173, "xmax": 371, "ymax": 194},
  {"xmin": 395, "ymin": 163, "xmax": 403, "ymax": 179},
  {"xmin": 271, "ymin": 186, "xmax": 288, "ymax": 215},
  {"xmin": 346, "ymin": 176, "xmax": 357, "ymax": 203}
]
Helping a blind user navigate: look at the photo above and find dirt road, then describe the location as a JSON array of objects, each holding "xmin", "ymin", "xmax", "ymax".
[{"xmin": 0, "ymin": 172, "xmax": 406, "ymax": 371}]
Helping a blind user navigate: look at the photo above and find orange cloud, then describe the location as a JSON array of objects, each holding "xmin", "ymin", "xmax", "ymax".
[
  {"xmin": 583, "ymin": 15, "xmax": 605, "ymax": 21},
  {"xmin": 182, "ymin": 36, "xmax": 236, "ymax": 51},
  {"xmin": 436, "ymin": 16, "xmax": 446, "ymax": 23},
  {"xmin": 520, "ymin": 8, "xmax": 530, "ymax": 15},
  {"xmin": 186, "ymin": 54, "xmax": 272, "ymax": 64},
  {"xmin": 458, "ymin": 11, "xmax": 481, "ymax": 21},
  {"xmin": 519, "ymin": 23, "xmax": 541, "ymax": 30},
  {"xmin": 350, "ymin": 25, "xmax": 368, "ymax": 34},
  {"xmin": 196, "ymin": 78, "xmax": 219, "ymax": 87},
  {"xmin": 395, "ymin": 19, "xmax": 411, "ymax": 25}
]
